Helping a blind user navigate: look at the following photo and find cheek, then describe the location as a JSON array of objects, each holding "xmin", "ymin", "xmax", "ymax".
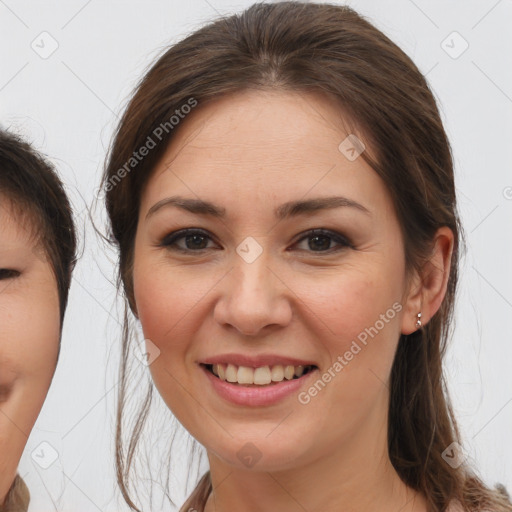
[
  {"xmin": 0, "ymin": 289, "xmax": 60, "ymax": 386},
  {"xmin": 287, "ymin": 273, "xmax": 403, "ymax": 439},
  {"xmin": 133, "ymin": 256, "xmax": 218, "ymax": 349},
  {"xmin": 0, "ymin": 280, "xmax": 60, "ymax": 488},
  {"xmin": 132, "ymin": 263, "xmax": 210, "ymax": 421},
  {"xmin": 291, "ymin": 264, "xmax": 404, "ymax": 410},
  {"xmin": 294, "ymin": 267, "xmax": 402, "ymax": 345}
]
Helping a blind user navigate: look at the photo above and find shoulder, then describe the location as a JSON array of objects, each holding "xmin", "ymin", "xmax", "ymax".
[{"xmin": 0, "ymin": 473, "xmax": 30, "ymax": 512}]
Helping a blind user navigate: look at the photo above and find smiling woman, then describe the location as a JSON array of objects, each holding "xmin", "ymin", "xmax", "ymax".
[
  {"xmin": 101, "ymin": 2, "xmax": 511, "ymax": 512},
  {"xmin": 0, "ymin": 130, "xmax": 76, "ymax": 512}
]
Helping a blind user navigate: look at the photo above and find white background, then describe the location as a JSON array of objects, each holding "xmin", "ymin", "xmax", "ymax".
[{"xmin": 1, "ymin": 0, "xmax": 511, "ymax": 510}]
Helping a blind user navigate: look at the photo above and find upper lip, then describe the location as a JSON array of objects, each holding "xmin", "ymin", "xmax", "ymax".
[{"xmin": 199, "ymin": 354, "xmax": 318, "ymax": 368}]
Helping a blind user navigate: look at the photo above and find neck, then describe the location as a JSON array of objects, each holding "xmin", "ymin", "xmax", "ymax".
[{"xmin": 203, "ymin": 401, "xmax": 427, "ymax": 512}]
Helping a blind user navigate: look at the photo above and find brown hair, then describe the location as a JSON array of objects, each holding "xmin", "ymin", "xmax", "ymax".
[
  {"xmin": 101, "ymin": 2, "xmax": 511, "ymax": 511},
  {"xmin": 0, "ymin": 128, "xmax": 77, "ymax": 331}
]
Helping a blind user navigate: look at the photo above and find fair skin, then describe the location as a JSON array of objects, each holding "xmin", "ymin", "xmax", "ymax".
[
  {"xmin": 0, "ymin": 199, "xmax": 60, "ymax": 505},
  {"xmin": 132, "ymin": 89, "xmax": 454, "ymax": 512}
]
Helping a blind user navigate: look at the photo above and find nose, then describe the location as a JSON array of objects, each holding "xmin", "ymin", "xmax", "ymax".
[{"xmin": 213, "ymin": 254, "xmax": 293, "ymax": 337}]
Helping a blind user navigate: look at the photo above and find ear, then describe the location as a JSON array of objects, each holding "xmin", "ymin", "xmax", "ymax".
[{"xmin": 400, "ymin": 226, "xmax": 454, "ymax": 335}]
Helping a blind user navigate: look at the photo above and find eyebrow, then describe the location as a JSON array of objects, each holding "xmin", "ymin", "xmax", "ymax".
[{"xmin": 145, "ymin": 195, "xmax": 371, "ymax": 221}]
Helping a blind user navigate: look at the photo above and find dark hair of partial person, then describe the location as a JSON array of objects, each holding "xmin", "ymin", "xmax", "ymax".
[
  {"xmin": 0, "ymin": 128, "xmax": 77, "ymax": 329},
  {"xmin": 100, "ymin": 2, "xmax": 512, "ymax": 511}
]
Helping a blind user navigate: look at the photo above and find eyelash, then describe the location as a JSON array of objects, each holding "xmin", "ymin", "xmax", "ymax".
[
  {"xmin": 159, "ymin": 228, "xmax": 353, "ymax": 255},
  {"xmin": 0, "ymin": 269, "xmax": 20, "ymax": 280}
]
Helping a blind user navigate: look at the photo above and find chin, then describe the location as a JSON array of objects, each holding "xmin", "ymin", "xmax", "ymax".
[{"xmin": 206, "ymin": 434, "xmax": 310, "ymax": 473}]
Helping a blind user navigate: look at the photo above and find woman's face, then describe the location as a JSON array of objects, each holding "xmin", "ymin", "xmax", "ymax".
[
  {"xmin": 0, "ymin": 200, "xmax": 60, "ymax": 500},
  {"xmin": 133, "ymin": 90, "xmax": 418, "ymax": 472}
]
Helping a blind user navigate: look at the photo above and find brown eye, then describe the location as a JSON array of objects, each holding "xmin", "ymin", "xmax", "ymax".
[
  {"xmin": 160, "ymin": 229, "xmax": 218, "ymax": 253},
  {"xmin": 292, "ymin": 229, "xmax": 353, "ymax": 254},
  {"xmin": 158, "ymin": 228, "xmax": 353, "ymax": 255}
]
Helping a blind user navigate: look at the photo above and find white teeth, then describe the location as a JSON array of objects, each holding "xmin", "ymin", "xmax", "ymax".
[
  {"xmin": 294, "ymin": 365, "xmax": 305, "ymax": 377},
  {"xmin": 284, "ymin": 365, "xmax": 295, "ymax": 380},
  {"xmin": 253, "ymin": 366, "xmax": 271, "ymax": 385},
  {"xmin": 225, "ymin": 364, "xmax": 238, "ymax": 382},
  {"xmin": 237, "ymin": 366, "xmax": 254, "ymax": 384},
  {"xmin": 270, "ymin": 365, "xmax": 284, "ymax": 381},
  {"xmin": 209, "ymin": 363, "xmax": 314, "ymax": 386}
]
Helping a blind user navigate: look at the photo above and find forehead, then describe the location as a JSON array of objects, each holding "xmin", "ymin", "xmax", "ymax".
[
  {"xmin": 141, "ymin": 89, "xmax": 393, "ymax": 221},
  {"xmin": 0, "ymin": 197, "xmax": 42, "ymax": 255},
  {"xmin": 157, "ymin": 89, "xmax": 362, "ymax": 168}
]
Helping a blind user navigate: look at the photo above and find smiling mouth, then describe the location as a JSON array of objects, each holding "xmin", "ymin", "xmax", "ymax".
[{"xmin": 201, "ymin": 363, "xmax": 317, "ymax": 387}]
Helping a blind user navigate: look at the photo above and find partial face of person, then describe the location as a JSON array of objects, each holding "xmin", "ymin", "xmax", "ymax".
[
  {"xmin": 0, "ymin": 199, "xmax": 60, "ymax": 502},
  {"xmin": 133, "ymin": 90, "xmax": 414, "ymax": 471}
]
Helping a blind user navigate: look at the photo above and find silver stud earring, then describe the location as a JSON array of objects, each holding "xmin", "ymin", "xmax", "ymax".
[{"xmin": 415, "ymin": 312, "xmax": 422, "ymax": 329}]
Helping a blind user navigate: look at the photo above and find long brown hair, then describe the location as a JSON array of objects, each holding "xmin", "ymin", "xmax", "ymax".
[{"xmin": 101, "ymin": 2, "xmax": 511, "ymax": 511}]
